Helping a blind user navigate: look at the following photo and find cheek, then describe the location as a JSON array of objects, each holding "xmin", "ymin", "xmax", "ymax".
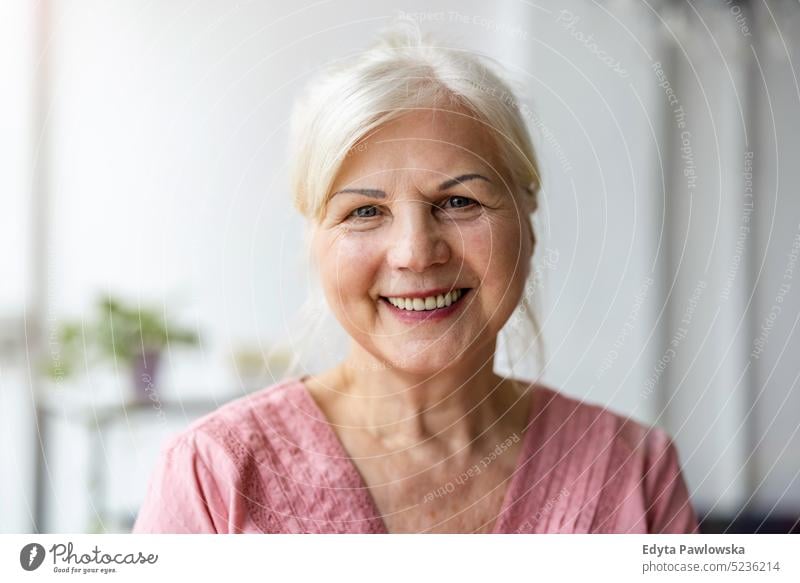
[
  {"xmin": 320, "ymin": 234, "xmax": 381, "ymax": 302},
  {"xmin": 463, "ymin": 216, "xmax": 526, "ymax": 269},
  {"xmin": 469, "ymin": 219, "xmax": 528, "ymax": 309}
]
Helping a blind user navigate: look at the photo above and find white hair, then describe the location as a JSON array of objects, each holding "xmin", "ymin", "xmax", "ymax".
[
  {"xmin": 288, "ymin": 22, "xmax": 541, "ymax": 220},
  {"xmin": 279, "ymin": 21, "xmax": 546, "ymax": 382}
]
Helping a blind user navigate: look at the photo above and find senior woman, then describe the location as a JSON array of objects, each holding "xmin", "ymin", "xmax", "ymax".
[{"xmin": 133, "ymin": 28, "xmax": 699, "ymax": 534}]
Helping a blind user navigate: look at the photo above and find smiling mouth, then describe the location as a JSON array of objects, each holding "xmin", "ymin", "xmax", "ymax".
[{"xmin": 379, "ymin": 288, "xmax": 471, "ymax": 312}]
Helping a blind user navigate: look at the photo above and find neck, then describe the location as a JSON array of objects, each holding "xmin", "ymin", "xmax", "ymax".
[{"xmin": 328, "ymin": 341, "xmax": 528, "ymax": 455}]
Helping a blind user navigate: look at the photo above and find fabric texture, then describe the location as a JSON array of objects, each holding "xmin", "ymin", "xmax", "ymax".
[{"xmin": 132, "ymin": 376, "xmax": 700, "ymax": 533}]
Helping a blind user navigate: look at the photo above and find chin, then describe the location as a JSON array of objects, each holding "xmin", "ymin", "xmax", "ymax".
[{"xmin": 382, "ymin": 349, "xmax": 465, "ymax": 376}]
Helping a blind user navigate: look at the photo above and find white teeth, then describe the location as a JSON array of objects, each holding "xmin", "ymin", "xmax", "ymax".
[{"xmin": 386, "ymin": 289, "xmax": 464, "ymax": 311}]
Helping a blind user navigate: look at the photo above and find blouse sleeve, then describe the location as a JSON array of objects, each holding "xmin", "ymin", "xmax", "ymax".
[
  {"xmin": 132, "ymin": 431, "xmax": 228, "ymax": 533},
  {"xmin": 643, "ymin": 428, "xmax": 700, "ymax": 533}
]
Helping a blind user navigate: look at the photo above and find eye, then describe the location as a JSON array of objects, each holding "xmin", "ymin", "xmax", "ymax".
[
  {"xmin": 349, "ymin": 205, "xmax": 381, "ymax": 219},
  {"xmin": 442, "ymin": 195, "xmax": 479, "ymax": 210}
]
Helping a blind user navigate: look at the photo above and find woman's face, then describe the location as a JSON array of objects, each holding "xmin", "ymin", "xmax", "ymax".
[{"xmin": 311, "ymin": 108, "xmax": 535, "ymax": 376}]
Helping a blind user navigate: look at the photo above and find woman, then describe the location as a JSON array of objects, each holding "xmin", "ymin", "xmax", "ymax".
[{"xmin": 133, "ymin": 27, "xmax": 699, "ymax": 534}]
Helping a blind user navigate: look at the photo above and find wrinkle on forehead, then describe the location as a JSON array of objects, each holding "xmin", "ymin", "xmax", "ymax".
[{"xmin": 330, "ymin": 107, "xmax": 511, "ymax": 197}]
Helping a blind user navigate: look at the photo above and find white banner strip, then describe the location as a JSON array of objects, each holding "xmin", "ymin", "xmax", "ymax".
[{"xmin": 1, "ymin": 534, "xmax": 798, "ymax": 582}]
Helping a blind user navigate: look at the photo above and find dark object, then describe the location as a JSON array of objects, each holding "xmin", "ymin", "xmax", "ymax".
[{"xmin": 699, "ymin": 512, "xmax": 800, "ymax": 534}]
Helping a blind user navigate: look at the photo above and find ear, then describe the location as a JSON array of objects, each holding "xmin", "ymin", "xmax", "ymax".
[
  {"xmin": 526, "ymin": 218, "xmax": 536, "ymax": 251},
  {"xmin": 521, "ymin": 181, "xmax": 539, "ymax": 215}
]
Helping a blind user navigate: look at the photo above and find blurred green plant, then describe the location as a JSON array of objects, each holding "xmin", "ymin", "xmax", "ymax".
[{"xmin": 45, "ymin": 294, "xmax": 199, "ymax": 381}]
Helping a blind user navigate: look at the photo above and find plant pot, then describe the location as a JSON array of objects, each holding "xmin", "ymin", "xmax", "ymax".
[{"xmin": 132, "ymin": 350, "xmax": 161, "ymax": 401}]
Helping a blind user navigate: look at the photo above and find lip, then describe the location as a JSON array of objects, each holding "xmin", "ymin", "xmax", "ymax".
[{"xmin": 380, "ymin": 288, "xmax": 471, "ymax": 323}]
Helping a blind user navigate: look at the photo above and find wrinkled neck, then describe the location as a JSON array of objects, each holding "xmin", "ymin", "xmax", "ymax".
[{"xmin": 330, "ymin": 341, "xmax": 525, "ymax": 454}]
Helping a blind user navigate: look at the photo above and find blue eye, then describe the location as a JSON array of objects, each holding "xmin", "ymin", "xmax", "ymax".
[
  {"xmin": 351, "ymin": 205, "xmax": 380, "ymax": 219},
  {"xmin": 444, "ymin": 196, "xmax": 477, "ymax": 209}
]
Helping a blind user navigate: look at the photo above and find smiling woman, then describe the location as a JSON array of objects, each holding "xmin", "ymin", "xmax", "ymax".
[
  {"xmin": 132, "ymin": 23, "xmax": 699, "ymax": 534},
  {"xmin": 310, "ymin": 104, "xmax": 535, "ymax": 381}
]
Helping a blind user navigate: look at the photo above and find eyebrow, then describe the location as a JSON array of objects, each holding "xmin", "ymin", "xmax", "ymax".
[
  {"xmin": 331, "ymin": 173, "xmax": 492, "ymax": 199},
  {"xmin": 438, "ymin": 173, "xmax": 492, "ymax": 191}
]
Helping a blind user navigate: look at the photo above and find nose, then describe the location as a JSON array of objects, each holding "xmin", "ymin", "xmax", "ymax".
[{"xmin": 385, "ymin": 202, "xmax": 451, "ymax": 272}]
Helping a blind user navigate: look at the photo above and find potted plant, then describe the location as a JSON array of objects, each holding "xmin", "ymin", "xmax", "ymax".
[{"xmin": 46, "ymin": 294, "xmax": 200, "ymax": 399}]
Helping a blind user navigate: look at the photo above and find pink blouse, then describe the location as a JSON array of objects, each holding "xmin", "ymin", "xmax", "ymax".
[{"xmin": 132, "ymin": 376, "xmax": 700, "ymax": 533}]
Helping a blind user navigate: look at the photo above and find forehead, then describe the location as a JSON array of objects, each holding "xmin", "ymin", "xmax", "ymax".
[{"xmin": 332, "ymin": 108, "xmax": 504, "ymax": 188}]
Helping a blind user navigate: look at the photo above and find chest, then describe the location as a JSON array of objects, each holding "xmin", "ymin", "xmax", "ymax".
[{"xmin": 349, "ymin": 447, "xmax": 519, "ymax": 534}]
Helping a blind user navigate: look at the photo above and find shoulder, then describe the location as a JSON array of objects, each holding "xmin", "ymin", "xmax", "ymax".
[
  {"xmin": 528, "ymin": 383, "xmax": 697, "ymax": 533},
  {"xmin": 184, "ymin": 376, "xmax": 309, "ymax": 435},
  {"xmin": 531, "ymin": 383, "xmax": 672, "ymax": 457},
  {"xmin": 166, "ymin": 376, "xmax": 312, "ymax": 463},
  {"xmin": 134, "ymin": 377, "xmax": 313, "ymax": 533}
]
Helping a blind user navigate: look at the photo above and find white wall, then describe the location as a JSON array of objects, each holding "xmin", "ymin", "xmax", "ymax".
[{"xmin": 0, "ymin": 0, "xmax": 37, "ymax": 533}]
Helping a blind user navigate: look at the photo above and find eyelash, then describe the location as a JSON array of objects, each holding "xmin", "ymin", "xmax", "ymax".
[{"xmin": 346, "ymin": 196, "xmax": 480, "ymax": 221}]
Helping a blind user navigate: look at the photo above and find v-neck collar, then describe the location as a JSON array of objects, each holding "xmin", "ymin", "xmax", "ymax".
[{"xmin": 293, "ymin": 374, "xmax": 543, "ymax": 534}]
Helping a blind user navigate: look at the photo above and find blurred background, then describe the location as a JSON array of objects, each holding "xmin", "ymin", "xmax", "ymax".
[{"xmin": 1, "ymin": 0, "xmax": 799, "ymax": 534}]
